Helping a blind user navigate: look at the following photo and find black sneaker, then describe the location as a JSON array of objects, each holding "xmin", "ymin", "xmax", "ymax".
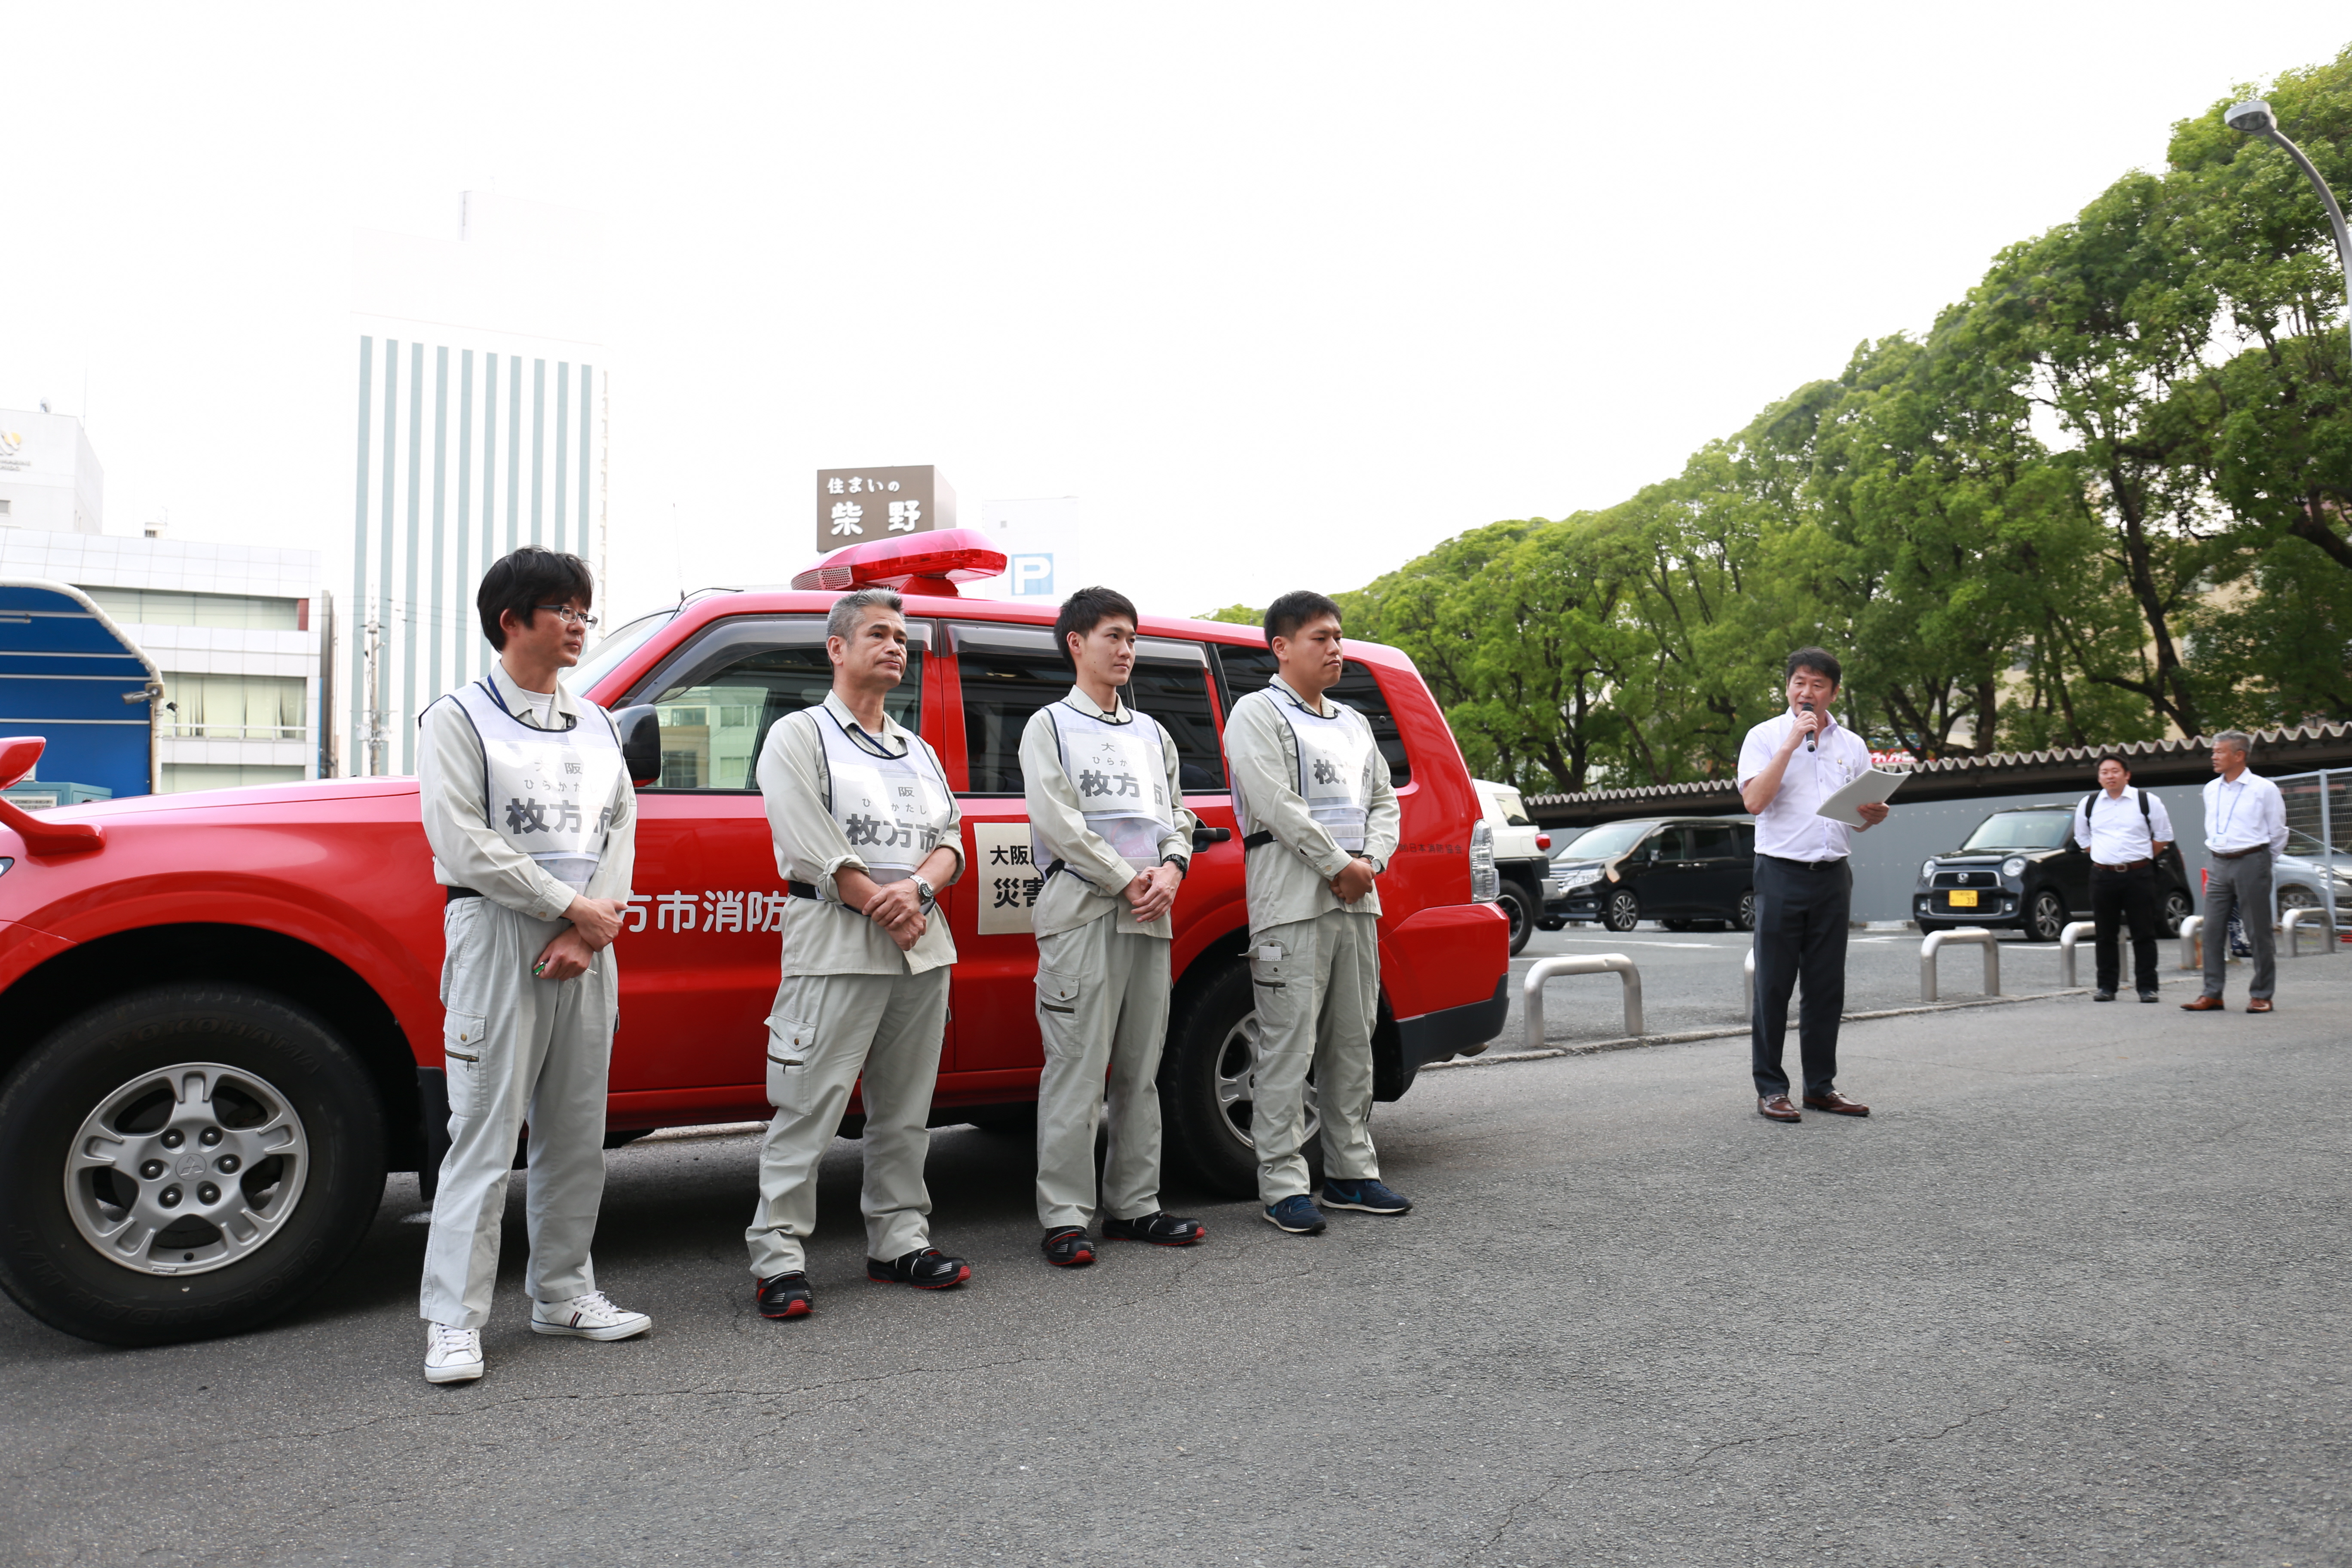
[
  {"xmin": 1102, "ymin": 1212, "xmax": 1206, "ymax": 1246},
  {"xmin": 755, "ymin": 1271, "xmax": 813, "ymax": 1320},
  {"xmin": 2138, "ymin": 990, "xmax": 2160, "ymax": 1003},
  {"xmin": 1321, "ymin": 1178, "xmax": 1412, "ymax": 1215},
  {"xmin": 1262, "ymin": 1195, "xmax": 1326, "ymax": 1234},
  {"xmin": 1041, "ymin": 1226, "xmax": 1095, "ymax": 1268},
  {"xmin": 2092, "ymin": 989, "xmax": 2117, "ymax": 1002},
  {"xmin": 867, "ymin": 1247, "xmax": 972, "ymax": 1289}
]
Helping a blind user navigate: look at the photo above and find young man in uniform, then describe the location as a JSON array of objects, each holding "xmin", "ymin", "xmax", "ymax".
[
  {"xmin": 2072, "ymin": 753, "xmax": 2174, "ymax": 1004},
  {"xmin": 745, "ymin": 587, "xmax": 970, "ymax": 1319},
  {"xmin": 416, "ymin": 546, "xmax": 650, "ymax": 1385},
  {"xmin": 1222, "ymin": 590, "xmax": 1407, "ymax": 1235},
  {"xmin": 1022, "ymin": 586, "xmax": 1206, "ymax": 1267}
]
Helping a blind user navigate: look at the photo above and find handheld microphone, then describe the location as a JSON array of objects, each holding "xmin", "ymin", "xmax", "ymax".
[{"xmin": 1800, "ymin": 700, "xmax": 1816, "ymax": 752}]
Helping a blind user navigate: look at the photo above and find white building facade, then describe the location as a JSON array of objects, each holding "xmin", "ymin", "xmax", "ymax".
[{"xmin": 0, "ymin": 407, "xmax": 105, "ymax": 535}]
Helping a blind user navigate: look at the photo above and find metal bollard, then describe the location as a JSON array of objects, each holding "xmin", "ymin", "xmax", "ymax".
[
  {"xmin": 1524, "ymin": 953, "xmax": 1644, "ymax": 1049},
  {"xmin": 2282, "ymin": 906, "xmax": 2338, "ymax": 958},
  {"xmin": 2178, "ymin": 915, "xmax": 2203, "ymax": 973},
  {"xmin": 2055, "ymin": 920, "xmax": 2098, "ymax": 988},
  {"xmin": 1920, "ymin": 926, "xmax": 2000, "ymax": 1003}
]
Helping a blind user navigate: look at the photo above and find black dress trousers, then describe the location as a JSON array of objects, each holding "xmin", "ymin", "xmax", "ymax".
[
  {"xmin": 1750, "ymin": 853, "xmax": 1851, "ymax": 1099},
  {"xmin": 2090, "ymin": 863, "xmax": 2161, "ymax": 994}
]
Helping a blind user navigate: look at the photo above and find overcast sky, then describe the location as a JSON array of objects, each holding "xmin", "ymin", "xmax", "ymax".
[{"xmin": 6, "ymin": 4, "xmax": 2348, "ymax": 625}]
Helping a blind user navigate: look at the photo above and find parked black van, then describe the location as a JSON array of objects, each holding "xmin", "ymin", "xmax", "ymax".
[{"xmin": 1544, "ymin": 816, "xmax": 1758, "ymax": 932}]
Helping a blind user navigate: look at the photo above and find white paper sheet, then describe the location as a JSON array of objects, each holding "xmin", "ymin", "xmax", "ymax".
[{"xmin": 1814, "ymin": 767, "xmax": 1908, "ymax": 827}]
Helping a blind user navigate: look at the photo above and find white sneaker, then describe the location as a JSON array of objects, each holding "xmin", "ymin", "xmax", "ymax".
[
  {"xmin": 425, "ymin": 1322, "xmax": 484, "ymax": 1383},
  {"xmin": 530, "ymin": 1290, "xmax": 652, "ymax": 1341}
]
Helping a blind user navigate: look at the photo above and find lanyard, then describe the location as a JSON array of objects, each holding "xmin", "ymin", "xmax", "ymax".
[{"xmin": 2214, "ymin": 778, "xmax": 2245, "ymax": 840}]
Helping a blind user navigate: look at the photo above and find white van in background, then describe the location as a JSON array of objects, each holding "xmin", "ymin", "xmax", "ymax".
[{"xmin": 1473, "ymin": 778, "xmax": 1551, "ymax": 954}]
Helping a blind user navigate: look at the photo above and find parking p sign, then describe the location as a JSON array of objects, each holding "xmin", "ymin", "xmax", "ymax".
[{"xmin": 1008, "ymin": 554, "xmax": 1054, "ymax": 598}]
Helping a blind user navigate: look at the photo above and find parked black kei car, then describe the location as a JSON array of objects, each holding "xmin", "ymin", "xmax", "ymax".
[
  {"xmin": 1544, "ymin": 816, "xmax": 1759, "ymax": 933},
  {"xmin": 1914, "ymin": 802, "xmax": 2195, "ymax": 941}
]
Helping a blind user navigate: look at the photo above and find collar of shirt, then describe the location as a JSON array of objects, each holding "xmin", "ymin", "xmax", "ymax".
[
  {"xmin": 1062, "ymin": 684, "xmax": 1132, "ymax": 723},
  {"xmin": 821, "ymin": 689, "xmax": 911, "ymax": 757},
  {"xmin": 486, "ymin": 662, "xmax": 581, "ymax": 729},
  {"xmin": 1270, "ymin": 673, "xmax": 1336, "ymax": 717},
  {"xmin": 1773, "ymin": 706, "xmax": 1844, "ymax": 742}
]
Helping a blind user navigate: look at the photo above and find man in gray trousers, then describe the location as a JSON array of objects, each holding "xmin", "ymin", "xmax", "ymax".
[{"xmin": 2182, "ymin": 731, "xmax": 2288, "ymax": 1014}]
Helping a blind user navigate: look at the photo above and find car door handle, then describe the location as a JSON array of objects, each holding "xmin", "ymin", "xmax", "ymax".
[{"xmin": 1191, "ymin": 826, "xmax": 1232, "ymax": 851}]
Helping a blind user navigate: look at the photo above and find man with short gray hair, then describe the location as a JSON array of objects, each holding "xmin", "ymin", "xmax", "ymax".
[{"xmin": 2183, "ymin": 731, "xmax": 2287, "ymax": 1014}]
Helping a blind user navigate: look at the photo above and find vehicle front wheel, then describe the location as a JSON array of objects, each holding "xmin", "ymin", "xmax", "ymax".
[
  {"xmin": 2024, "ymin": 889, "xmax": 2067, "ymax": 942},
  {"xmin": 1536, "ymin": 916, "xmax": 1566, "ymax": 933},
  {"xmin": 1733, "ymin": 889, "xmax": 1756, "ymax": 932},
  {"xmin": 1497, "ymin": 879, "xmax": 1535, "ymax": 956},
  {"xmin": 1602, "ymin": 889, "xmax": 1642, "ymax": 933},
  {"xmin": 2160, "ymin": 889, "xmax": 2194, "ymax": 939},
  {"xmin": 1158, "ymin": 956, "xmax": 1319, "ymax": 1202},
  {"xmin": 0, "ymin": 984, "xmax": 387, "ymax": 1347}
]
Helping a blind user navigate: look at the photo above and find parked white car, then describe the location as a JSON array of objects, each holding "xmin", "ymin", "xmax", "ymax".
[{"xmin": 1472, "ymin": 779, "xmax": 1551, "ymax": 956}]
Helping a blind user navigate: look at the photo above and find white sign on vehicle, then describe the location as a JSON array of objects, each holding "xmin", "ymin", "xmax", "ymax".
[{"xmin": 971, "ymin": 819, "xmax": 1044, "ymax": 935}]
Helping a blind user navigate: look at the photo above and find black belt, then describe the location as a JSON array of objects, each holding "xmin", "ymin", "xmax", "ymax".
[
  {"xmin": 1760, "ymin": 853, "xmax": 1845, "ymax": 871},
  {"xmin": 2211, "ymin": 846, "xmax": 2264, "ymax": 861},
  {"xmin": 1242, "ymin": 831, "xmax": 1274, "ymax": 851},
  {"xmin": 446, "ymin": 886, "xmax": 481, "ymax": 903},
  {"xmin": 787, "ymin": 881, "xmax": 824, "ymax": 900}
]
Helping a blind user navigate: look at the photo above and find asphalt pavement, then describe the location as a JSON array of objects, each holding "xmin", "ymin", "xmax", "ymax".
[{"xmin": 3, "ymin": 955, "xmax": 2347, "ymax": 1566}]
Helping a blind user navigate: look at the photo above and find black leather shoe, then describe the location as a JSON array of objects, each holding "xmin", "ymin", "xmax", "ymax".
[
  {"xmin": 867, "ymin": 1247, "xmax": 972, "ymax": 1289},
  {"xmin": 1041, "ymin": 1226, "xmax": 1095, "ymax": 1267},
  {"xmin": 2092, "ymin": 989, "xmax": 2117, "ymax": 1002},
  {"xmin": 755, "ymin": 1271, "xmax": 813, "ymax": 1320},
  {"xmin": 1102, "ymin": 1212, "xmax": 1206, "ymax": 1246}
]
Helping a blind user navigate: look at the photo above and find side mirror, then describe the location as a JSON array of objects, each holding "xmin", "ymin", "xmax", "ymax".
[{"xmin": 612, "ymin": 704, "xmax": 662, "ymax": 788}]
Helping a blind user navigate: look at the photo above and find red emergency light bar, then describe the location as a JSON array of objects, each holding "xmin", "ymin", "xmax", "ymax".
[{"xmin": 790, "ymin": 527, "xmax": 1008, "ymax": 595}]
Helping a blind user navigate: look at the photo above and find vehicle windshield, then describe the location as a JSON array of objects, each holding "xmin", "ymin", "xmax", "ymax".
[
  {"xmin": 1960, "ymin": 810, "xmax": 2074, "ymax": 851},
  {"xmin": 561, "ymin": 608, "xmax": 678, "ymax": 697},
  {"xmin": 1564, "ymin": 821, "xmax": 1652, "ymax": 859},
  {"xmin": 1548, "ymin": 827, "xmax": 1589, "ymax": 859}
]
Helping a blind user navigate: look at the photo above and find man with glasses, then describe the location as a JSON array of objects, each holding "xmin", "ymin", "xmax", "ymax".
[
  {"xmin": 416, "ymin": 547, "xmax": 649, "ymax": 1384},
  {"xmin": 2183, "ymin": 731, "xmax": 2288, "ymax": 1014}
]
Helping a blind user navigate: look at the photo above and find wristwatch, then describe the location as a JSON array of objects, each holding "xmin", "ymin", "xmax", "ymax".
[
  {"xmin": 1160, "ymin": 854, "xmax": 1189, "ymax": 880},
  {"xmin": 908, "ymin": 873, "xmax": 937, "ymax": 910}
]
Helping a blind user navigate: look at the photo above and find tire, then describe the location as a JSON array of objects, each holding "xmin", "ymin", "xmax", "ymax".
[
  {"xmin": 2024, "ymin": 888, "xmax": 2067, "ymax": 942},
  {"xmin": 0, "ymin": 983, "xmax": 387, "ymax": 1347},
  {"xmin": 1659, "ymin": 918, "xmax": 1692, "ymax": 932},
  {"xmin": 2160, "ymin": 890, "xmax": 2193, "ymax": 939},
  {"xmin": 2279, "ymin": 885, "xmax": 2320, "ymax": 911},
  {"xmin": 1158, "ymin": 956, "xmax": 1319, "ymax": 1202},
  {"xmin": 1536, "ymin": 916, "xmax": 1566, "ymax": 932},
  {"xmin": 1602, "ymin": 888, "xmax": 1641, "ymax": 934},
  {"xmin": 1733, "ymin": 890, "xmax": 1756, "ymax": 933},
  {"xmin": 1497, "ymin": 879, "xmax": 1535, "ymax": 956}
]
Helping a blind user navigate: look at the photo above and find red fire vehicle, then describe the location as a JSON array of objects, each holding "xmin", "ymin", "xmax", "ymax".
[{"xmin": 0, "ymin": 530, "xmax": 1509, "ymax": 1345}]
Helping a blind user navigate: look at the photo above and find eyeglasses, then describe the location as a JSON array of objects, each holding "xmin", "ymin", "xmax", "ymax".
[{"xmin": 535, "ymin": 605, "xmax": 599, "ymax": 628}]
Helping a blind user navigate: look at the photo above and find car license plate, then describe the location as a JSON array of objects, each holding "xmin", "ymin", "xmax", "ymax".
[{"xmin": 1948, "ymin": 889, "xmax": 1978, "ymax": 908}]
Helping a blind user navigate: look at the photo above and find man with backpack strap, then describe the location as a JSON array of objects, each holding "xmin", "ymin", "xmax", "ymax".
[{"xmin": 2072, "ymin": 753, "xmax": 2173, "ymax": 1004}]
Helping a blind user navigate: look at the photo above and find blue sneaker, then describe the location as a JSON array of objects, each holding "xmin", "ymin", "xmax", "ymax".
[
  {"xmin": 1321, "ymin": 1178, "xmax": 1412, "ymax": 1215},
  {"xmin": 1262, "ymin": 1195, "xmax": 1326, "ymax": 1234}
]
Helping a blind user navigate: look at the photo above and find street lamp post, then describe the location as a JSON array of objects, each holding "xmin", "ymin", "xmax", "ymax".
[{"xmin": 2226, "ymin": 99, "xmax": 2352, "ymax": 364}]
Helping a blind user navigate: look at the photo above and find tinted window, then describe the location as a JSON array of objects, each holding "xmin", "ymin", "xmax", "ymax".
[
  {"xmin": 1689, "ymin": 824, "xmax": 1743, "ymax": 859},
  {"xmin": 1651, "ymin": 828, "xmax": 1697, "ymax": 861},
  {"xmin": 1216, "ymin": 647, "xmax": 1411, "ymax": 785},
  {"xmin": 1128, "ymin": 654, "xmax": 1224, "ymax": 793},
  {"xmin": 634, "ymin": 616, "xmax": 921, "ymax": 790},
  {"xmin": 958, "ymin": 624, "xmax": 1220, "ymax": 795}
]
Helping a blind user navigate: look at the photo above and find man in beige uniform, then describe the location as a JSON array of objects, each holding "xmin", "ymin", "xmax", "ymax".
[
  {"xmin": 1023, "ymin": 586, "xmax": 1205, "ymax": 1267},
  {"xmin": 416, "ymin": 546, "xmax": 649, "ymax": 1384},
  {"xmin": 1222, "ymin": 590, "xmax": 1406, "ymax": 1235},
  {"xmin": 745, "ymin": 587, "xmax": 970, "ymax": 1320}
]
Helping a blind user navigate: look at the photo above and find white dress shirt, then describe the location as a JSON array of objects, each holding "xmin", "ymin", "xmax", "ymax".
[
  {"xmin": 1736, "ymin": 709, "xmax": 1874, "ymax": 863},
  {"xmin": 2072, "ymin": 786, "xmax": 2173, "ymax": 866},
  {"xmin": 2202, "ymin": 770, "xmax": 2288, "ymax": 860}
]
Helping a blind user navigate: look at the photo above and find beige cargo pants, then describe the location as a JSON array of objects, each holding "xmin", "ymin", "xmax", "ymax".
[
  {"xmin": 1248, "ymin": 907, "xmax": 1381, "ymax": 1205},
  {"xmin": 1033, "ymin": 914, "xmax": 1172, "ymax": 1231}
]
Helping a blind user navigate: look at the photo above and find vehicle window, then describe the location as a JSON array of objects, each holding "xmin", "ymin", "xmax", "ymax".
[
  {"xmin": 1562, "ymin": 820, "xmax": 1651, "ymax": 858},
  {"xmin": 1689, "ymin": 824, "xmax": 1742, "ymax": 858},
  {"xmin": 1127, "ymin": 649, "xmax": 1225, "ymax": 793},
  {"xmin": 633, "ymin": 616, "xmax": 921, "ymax": 790},
  {"xmin": 955, "ymin": 623, "xmax": 1065, "ymax": 795},
  {"xmin": 562, "ymin": 607, "xmax": 678, "ymax": 697},
  {"xmin": 1215, "ymin": 646, "xmax": 1411, "ymax": 786},
  {"xmin": 1960, "ymin": 810, "xmax": 2075, "ymax": 851},
  {"xmin": 1497, "ymin": 788, "xmax": 1533, "ymax": 827},
  {"xmin": 1650, "ymin": 828, "xmax": 1696, "ymax": 861}
]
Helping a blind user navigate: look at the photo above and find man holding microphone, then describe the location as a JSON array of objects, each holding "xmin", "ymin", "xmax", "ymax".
[{"xmin": 1737, "ymin": 648, "xmax": 1889, "ymax": 1124}]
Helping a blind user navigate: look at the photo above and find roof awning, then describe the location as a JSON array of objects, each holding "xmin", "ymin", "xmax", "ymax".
[{"xmin": 0, "ymin": 578, "xmax": 162, "ymax": 798}]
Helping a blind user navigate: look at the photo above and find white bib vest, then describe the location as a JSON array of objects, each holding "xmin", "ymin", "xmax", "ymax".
[
  {"xmin": 1236, "ymin": 688, "xmax": 1378, "ymax": 852},
  {"xmin": 444, "ymin": 678, "xmax": 626, "ymax": 893},
  {"xmin": 810, "ymin": 707, "xmax": 953, "ymax": 883},
  {"xmin": 1034, "ymin": 700, "xmax": 1174, "ymax": 876}
]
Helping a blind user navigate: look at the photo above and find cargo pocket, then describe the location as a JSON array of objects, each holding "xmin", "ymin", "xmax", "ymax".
[
  {"xmin": 443, "ymin": 1012, "xmax": 488, "ymax": 1120},
  {"xmin": 765, "ymin": 1017, "xmax": 818, "ymax": 1110},
  {"xmin": 1035, "ymin": 969, "xmax": 1084, "ymax": 1057},
  {"xmin": 1248, "ymin": 942, "xmax": 1295, "ymax": 1032}
]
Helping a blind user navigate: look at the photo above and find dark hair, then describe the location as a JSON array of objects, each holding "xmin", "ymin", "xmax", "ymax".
[
  {"xmin": 478, "ymin": 547, "xmax": 594, "ymax": 650},
  {"xmin": 2093, "ymin": 751, "xmax": 2132, "ymax": 775},
  {"xmin": 1264, "ymin": 590, "xmax": 1342, "ymax": 647},
  {"xmin": 1053, "ymin": 586, "xmax": 1139, "ymax": 671},
  {"xmin": 1784, "ymin": 646, "xmax": 1842, "ymax": 688}
]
